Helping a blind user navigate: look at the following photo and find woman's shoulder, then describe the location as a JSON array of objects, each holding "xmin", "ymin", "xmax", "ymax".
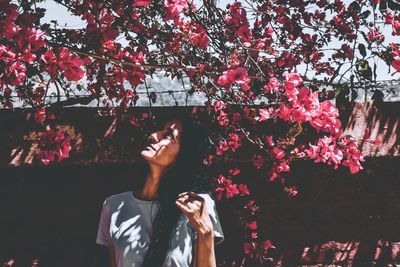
[{"xmin": 102, "ymin": 191, "xmax": 133, "ymax": 206}]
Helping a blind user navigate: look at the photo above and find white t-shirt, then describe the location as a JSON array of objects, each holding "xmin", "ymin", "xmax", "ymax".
[{"xmin": 96, "ymin": 191, "xmax": 224, "ymax": 267}]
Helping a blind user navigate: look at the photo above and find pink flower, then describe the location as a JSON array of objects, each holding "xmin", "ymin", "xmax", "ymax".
[
  {"xmin": 283, "ymin": 72, "xmax": 303, "ymax": 90},
  {"xmin": 57, "ymin": 48, "xmax": 84, "ymax": 81},
  {"xmin": 238, "ymin": 184, "xmax": 250, "ymax": 196},
  {"xmin": 246, "ymin": 220, "xmax": 257, "ymax": 230},
  {"xmin": 263, "ymin": 240, "xmax": 275, "ymax": 251},
  {"xmin": 339, "ymin": 137, "xmax": 364, "ymax": 174},
  {"xmin": 217, "ymin": 110, "xmax": 229, "ymax": 126},
  {"xmin": 273, "ymin": 147, "xmax": 285, "ymax": 160},
  {"xmin": 126, "ymin": 67, "xmax": 145, "ymax": 86},
  {"xmin": 129, "ymin": 116, "xmax": 139, "ymax": 127},
  {"xmin": 310, "ymin": 100, "xmax": 341, "ymax": 135},
  {"xmin": 225, "ymin": 179, "xmax": 240, "ymax": 198},
  {"xmin": 243, "ymin": 242, "xmax": 256, "ymax": 255},
  {"xmin": 285, "ymin": 186, "xmax": 298, "ymax": 197},
  {"xmin": 229, "ymin": 168, "xmax": 240, "ymax": 176},
  {"xmin": 367, "ymin": 27, "xmax": 385, "ymax": 43},
  {"xmin": 217, "ymin": 67, "xmax": 251, "ymax": 91},
  {"xmin": 263, "ymin": 77, "xmax": 280, "ymax": 93},
  {"xmin": 189, "ymin": 23, "xmax": 208, "ymax": 50},
  {"xmin": 34, "ymin": 107, "xmax": 46, "ymax": 124},
  {"xmin": 253, "ymin": 154, "xmax": 265, "ymax": 169},
  {"xmin": 228, "ymin": 133, "xmax": 241, "ymax": 152},
  {"xmin": 133, "ymin": 0, "xmax": 152, "ymax": 7},
  {"xmin": 306, "ymin": 136, "xmax": 344, "ymax": 169},
  {"xmin": 6, "ymin": 61, "xmax": 26, "ymax": 86},
  {"xmin": 265, "ymin": 135, "xmax": 274, "ymax": 146},
  {"xmin": 4, "ymin": 258, "xmax": 15, "ymax": 267},
  {"xmin": 213, "ymin": 100, "xmax": 227, "ymax": 111},
  {"xmin": 258, "ymin": 108, "xmax": 272, "ymax": 122},
  {"xmin": 225, "ymin": 2, "xmax": 252, "ymax": 43},
  {"xmin": 164, "ymin": 0, "xmax": 189, "ymax": 22},
  {"xmin": 40, "ymin": 50, "xmax": 57, "ymax": 79},
  {"xmin": 216, "ymin": 139, "xmax": 229, "ymax": 155},
  {"xmin": 276, "ymin": 160, "xmax": 290, "ymax": 173},
  {"xmin": 37, "ymin": 126, "xmax": 72, "ymax": 165}
]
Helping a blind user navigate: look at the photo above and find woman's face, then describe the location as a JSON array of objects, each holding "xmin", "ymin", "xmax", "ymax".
[{"xmin": 140, "ymin": 119, "xmax": 183, "ymax": 168}]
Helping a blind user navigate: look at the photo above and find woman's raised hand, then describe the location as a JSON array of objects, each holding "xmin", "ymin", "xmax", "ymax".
[{"xmin": 175, "ymin": 192, "xmax": 214, "ymax": 237}]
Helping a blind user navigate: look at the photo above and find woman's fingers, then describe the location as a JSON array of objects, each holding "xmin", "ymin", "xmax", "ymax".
[
  {"xmin": 187, "ymin": 191, "xmax": 205, "ymax": 202},
  {"xmin": 175, "ymin": 199, "xmax": 191, "ymax": 213},
  {"xmin": 176, "ymin": 192, "xmax": 207, "ymax": 217}
]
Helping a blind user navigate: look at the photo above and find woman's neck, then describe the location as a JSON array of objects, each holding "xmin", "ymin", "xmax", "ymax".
[{"xmin": 135, "ymin": 164, "xmax": 167, "ymax": 200}]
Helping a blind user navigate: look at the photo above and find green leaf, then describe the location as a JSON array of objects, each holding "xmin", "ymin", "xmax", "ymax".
[
  {"xmin": 359, "ymin": 10, "xmax": 371, "ymax": 20},
  {"xmin": 358, "ymin": 43, "xmax": 367, "ymax": 58},
  {"xmin": 356, "ymin": 59, "xmax": 373, "ymax": 81}
]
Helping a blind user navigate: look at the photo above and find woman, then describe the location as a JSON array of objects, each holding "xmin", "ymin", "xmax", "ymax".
[{"xmin": 96, "ymin": 112, "xmax": 224, "ymax": 267}]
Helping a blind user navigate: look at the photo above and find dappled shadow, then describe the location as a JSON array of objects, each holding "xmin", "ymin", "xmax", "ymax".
[{"xmin": 342, "ymin": 102, "xmax": 400, "ymax": 156}]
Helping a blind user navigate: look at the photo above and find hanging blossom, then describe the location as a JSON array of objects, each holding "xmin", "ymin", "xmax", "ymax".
[
  {"xmin": 338, "ymin": 137, "xmax": 365, "ymax": 174},
  {"xmin": 217, "ymin": 67, "xmax": 251, "ymax": 91},
  {"xmin": 40, "ymin": 47, "xmax": 87, "ymax": 82},
  {"xmin": 306, "ymin": 136, "xmax": 344, "ymax": 170},
  {"xmin": 212, "ymin": 174, "xmax": 249, "ymax": 200},
  {"xmin": 275, "ymin": 72, "xmax": 342, "ymax": 136},
  {"xmin": 178, "ymin": 21, "xmax": 209, "ymax": 50},
  {"xmin": 37, "ymin": 125, "xmax": 72, "ymax": 166},
  {"xmin": 225, "ymin": 2, "xmax": 252, "ymax": 44},
  {"xmin": 390, "ymin": 43, "xmax": 400, "ymax": 73},
  {"xmin": 216, "ymin": 133, "xmax": 242, "ymax": 156},
  {"xmin": 384, "ymin": 12, "xmax": 400, "ymax": 36},
  {"xmin": 163, "ymin": 0, "xmax": 189, "ymax": 22}
]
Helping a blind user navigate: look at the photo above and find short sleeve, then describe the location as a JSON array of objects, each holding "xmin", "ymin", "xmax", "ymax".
[
  {"xmin": 96, "ymin": 199, "xmax": 113, "ymax": 247},
  {"xmin": 191, "ymin": 193, "xmax": 224, "ymax": 245}
]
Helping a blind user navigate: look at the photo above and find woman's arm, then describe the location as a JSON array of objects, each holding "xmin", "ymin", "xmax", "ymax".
[
  {"xmin": 194, "ymin": 231, "xmax": 216, "ymax": 267},
  {"xmin": 109, "ymin": 246, "xmax": 117, "ymax": 267},
  {"xmin": 93, "ymin": 244, "xmax": 117, "ymax": 267},
  {"xmin": 175, "ymin": 192, "xmax": 217, "ymax": 267}
]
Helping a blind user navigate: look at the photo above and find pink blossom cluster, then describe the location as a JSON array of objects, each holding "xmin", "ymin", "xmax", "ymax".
[
  {"xmin": 179, "ymin": 21, "xmax": 209, "ymax": 50},
  {"xmin": 243, "ymin": 240, "xmax": 275, "ymax": 257},
  {"xmin": 332, "ymin": 44, "xmax": 353, "ymax": 61},
  {"xmin": 40, "ymin": 48, "xmax": 86, "ymax": 81},
  {"xmin": 275, "ymin": 72, "xmax": 342, "ymax": 136},
  {"xmin": 367, "ymin": 27, "xmax": 385, "ymax": 44},
  {"xmin": 384, "ymin": 12, "xmax": 400, "ymax": 36},
  {"xmin": 216, "ymin": 133, "xmax": 242, "ymax": 156},
  {"xmin": 306, "ymin": 136, "xmax": 364, "ymax": 174},
  {"xmin": 217, "ymin": 67, "xmax": 251, "ymax": 91},
  {"xmin": 212, "ymin": 173, "xmax": 249, "ymax": 201},
  {"xmin": 212, "ymin": 100, "xmax": 229, "ymax": 126},
  {"xmin": 338, "ymin": 137, "xmax": 365, "ymax": 174},
  {"xmin": 225, "ymin": 2, "xmax": 252, "ymax": 44},
  {"xmin": 0, "ymin": 2, "xmax": 46, "ymax": 89},
  {"xmin": 37, "ymin": 125, "xmax": 72, "ymax": 166},
  {"xmin": 390, "ymin": 43, "xmax": 400, "ymax": 73},
  {"xmin": 164, "ymin": 0, "xmax": 189, "ymax": 22},
  {"xmin": 306, "ymin": 136, "xmax": 344, "ymax": 169}
]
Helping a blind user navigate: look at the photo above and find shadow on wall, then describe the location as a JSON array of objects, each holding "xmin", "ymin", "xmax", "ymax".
[
  {"xmin": 1, "ymin": 158, "xmax": 400, "ymax": 266},
  {"xmin": 342, "ymin": 102, "xmax": 400, "ymax": 156},
  {"xmin": 1, "ymin": 102, "xmax": 400, "ymax": 168}
]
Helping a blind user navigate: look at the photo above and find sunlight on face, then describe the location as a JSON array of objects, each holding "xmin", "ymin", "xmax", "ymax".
[{"xmin": 140, "ymin": 120, "xmax": 183, "ymax": 167}]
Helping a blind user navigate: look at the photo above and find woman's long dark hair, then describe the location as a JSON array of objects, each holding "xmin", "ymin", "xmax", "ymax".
[{"xmin": 137, "ymin": 111, "xmax": 212, "ymax": 267}]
